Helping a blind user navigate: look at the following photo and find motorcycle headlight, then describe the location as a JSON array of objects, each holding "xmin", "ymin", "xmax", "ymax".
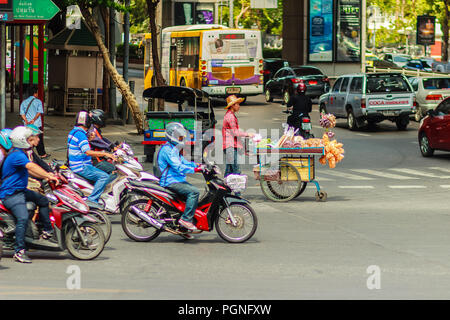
[{"xmin": 54, "ymin": 190, "xmax": 89, "ymax": 213}]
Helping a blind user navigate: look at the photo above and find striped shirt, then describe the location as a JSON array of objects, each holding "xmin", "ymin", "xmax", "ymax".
[{"xmin": 67, "ymin": 126, "xmax": 92, "ymax": 173}]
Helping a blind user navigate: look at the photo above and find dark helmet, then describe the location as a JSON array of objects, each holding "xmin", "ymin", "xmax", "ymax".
[
  {"xmin": 75, "ymin": 110, "xmax": 91, "ymax": 128},
  {"xmin": 90, "ymin": 109, "xmax": 106, "ymax": 128},
  {"xmin": 297, "ymin": 82, "xmax": 307, "ymax": 94}
]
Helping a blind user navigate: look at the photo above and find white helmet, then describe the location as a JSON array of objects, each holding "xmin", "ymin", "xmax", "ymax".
[{"xmin": 9, "ymin": 126, "xmax": 33, "ymax": 149}]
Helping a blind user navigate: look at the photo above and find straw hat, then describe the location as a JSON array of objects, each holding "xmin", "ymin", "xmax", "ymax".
[{"xmin": 225, "ymin": 95, "xmax": 244, "ymax": 109}]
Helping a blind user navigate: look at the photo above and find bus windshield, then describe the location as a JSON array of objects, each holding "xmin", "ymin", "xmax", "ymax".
[{"xmin": 206, "ymin": 33, "xmax": 259, "ymax": 60}]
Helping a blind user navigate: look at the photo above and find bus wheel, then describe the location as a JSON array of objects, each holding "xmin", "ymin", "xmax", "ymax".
[{"xmin": 180, "ymin": 78, "xmax": 186, "ymax": 87}]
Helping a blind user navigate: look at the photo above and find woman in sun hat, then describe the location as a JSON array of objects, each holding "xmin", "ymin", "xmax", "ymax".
[{"xmin": 222, "ymin": 95, "xmax": 254, "ymax": 179}]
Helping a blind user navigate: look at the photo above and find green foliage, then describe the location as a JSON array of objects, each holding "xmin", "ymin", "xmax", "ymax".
[{"xmin": 116, "ymin": 43, "xmax": 144, "ymax": 59}]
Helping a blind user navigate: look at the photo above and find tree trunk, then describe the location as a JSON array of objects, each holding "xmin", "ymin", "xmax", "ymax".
[
  {"xmin": 146, "ymin": 0, "xmax": 165, "ymax": 111},
  {"xmin": 100, "ymin": 7, "xmax": 110, "ymax": 113},
  {"xmin": 80, "ymin": 6, "xmax": 144, "ymax": 134},
  {"xmin": 235, "ymin": 4, "xmax": 250, "ymax": 28}
]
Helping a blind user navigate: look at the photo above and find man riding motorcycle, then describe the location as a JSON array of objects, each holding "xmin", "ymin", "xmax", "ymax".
[
  {"xmin": 67, "ymin": 110, "xmax": 116, "ymax": 209},
  {"xmin": 286, "ymin": 82, "xmax": 313, "ymax": 136},
  {"xmin": 0, "ymin": 126, "xmax": 59, "ymax": 263},
  {"xmin": 155, "ymin": 122, "xmax": 204, "ymax": 232}
]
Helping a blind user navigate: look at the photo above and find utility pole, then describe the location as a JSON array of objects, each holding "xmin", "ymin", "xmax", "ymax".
[
  {"xmin": 361, "ymin": 0, "xmax": 367, "ymax": 73},
  {"xmin": 122, "ymin": 0, "xmax": 130, "ymax": 125},
  {"xmin": 229, "ymin": 0, "xmax": 233, "ymax": 27}
]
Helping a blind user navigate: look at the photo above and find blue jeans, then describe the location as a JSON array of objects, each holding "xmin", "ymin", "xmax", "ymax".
[
  {"xmin": 95, "ymin": 161, "xmax": 117, "ymax": 182},
  {"xmin": 3, "ymin": 189, "xmax": 53, "ymax": 252},
  {"xmin": 167, "ymin": 182, "xmax": 199, "ymax": 222},
  {"xmin": 224, "ymin": 148, "xmax": 241, "ymax": 177},
  {"xmin": 77, "ymin": 165, "xmax": 111, "ymax": 202}
]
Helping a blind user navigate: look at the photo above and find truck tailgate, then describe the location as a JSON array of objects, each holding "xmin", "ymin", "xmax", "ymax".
[{"xmin": 366, "ymin": 93, "xmax": 414, "ymax": 115}]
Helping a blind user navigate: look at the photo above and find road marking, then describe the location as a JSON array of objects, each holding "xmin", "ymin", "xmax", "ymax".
[
  {"xmin": 314, "ymin": 176, "xmax": 334, "ymax": 181},
  {"xmin": 388, "ymin": 185, "xmax": 427, "ymax": 189},
  {"xmin": 338, "ymin": 186, "xmax": 374, "ymax": 189},
  {"xmin": 322, "ymin": 170, "xmax": 375, "ymax": 180},
  {"xmin": 351, "ymin": 169, "xmax": 420, "ymax": 180},
  {"xmin": 356, "ymin": 133, "xmax": 371, "ymax": 137},
  {"xmin": 440, "ymin": 185, "xmax": 450, "ymax": 188},
  {"xmin": 389, "ymin": 168, "xmax": 450, "ymax": 179},
  {"xmin": 429, "ymin": 167, "xmax": 450, "ymax": 174}
]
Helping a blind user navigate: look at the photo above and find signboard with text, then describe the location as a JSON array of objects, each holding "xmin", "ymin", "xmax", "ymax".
[
  {"xmin": 308, "ymin": 0, "xmax": 334, "ymax": 62},
  {"xmin": 336, "ymin": 0, "xmax": 361, "ymax": 62},
  {"xmin": 13, "ymin": 0, "xmax": 59, "ymax": 20}
]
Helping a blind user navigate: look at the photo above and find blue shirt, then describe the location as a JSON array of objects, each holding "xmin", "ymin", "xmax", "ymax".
[
  {"xmin": 158, "ymin": 143, "xmax": 197, "ymax": 187},
  {"xmin": 68, "ymin": 127, "xmax": 92, "ymax": 173},
  {"xmin": 20, "ymin": 96, "xmax": 44, "ymax": 128},
  {"xmin": 0, "ymin": 148, "xmax": 31, "ymax": 199}
]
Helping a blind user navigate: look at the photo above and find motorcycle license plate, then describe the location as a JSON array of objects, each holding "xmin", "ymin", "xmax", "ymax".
[
  {"xmin": 302, "ymin": 123, "xmax": 312, "ymax": 131},
  {"xmin": 309, "ymin": 80, "xmax": 318, "ymax": 85},
  {"xmin": 226, "ymin": 87, "xmax": 241, "ymax": 94}
]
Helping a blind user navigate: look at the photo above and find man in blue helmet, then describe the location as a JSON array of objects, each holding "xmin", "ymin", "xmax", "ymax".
[{"xmin": 156, "ymin": 122, "xmax": 204, "ymax": 231}]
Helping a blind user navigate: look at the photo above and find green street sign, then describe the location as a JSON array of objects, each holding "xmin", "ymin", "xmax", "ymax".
[{"xmin": 13, "ymin": 0, "xmax": 60, "ymax": 20}]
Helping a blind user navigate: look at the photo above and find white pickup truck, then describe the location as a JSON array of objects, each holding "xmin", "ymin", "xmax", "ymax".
[{"xmin": 319, "ymin": 73, "xmax": 416, "ymax": 130}]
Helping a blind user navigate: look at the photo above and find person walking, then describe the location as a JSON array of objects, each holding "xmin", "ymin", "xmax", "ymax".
[
  {"xmin": 222, "ymin": 95, "xmax": 254, "ymax": 178},
  {"xmin": 19, "ymin": 85, "xmax": 50, "ymax": 159}
]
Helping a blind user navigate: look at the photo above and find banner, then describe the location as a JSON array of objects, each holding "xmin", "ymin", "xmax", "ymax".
[
  {"xmin": 336, "ymin": 0, "xmax": 360, "ymax": 62},
  {"xmin": 417, "ymin": 15, "xmax": 435, "ymax": 46},
  {"xmin": 308, "ymin": 0, "xmax": 333, "ymax": 62}
]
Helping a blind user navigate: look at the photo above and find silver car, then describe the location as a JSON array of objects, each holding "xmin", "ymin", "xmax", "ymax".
[
  {"xmin": 408, "ymin": 76, "xmax": 450, "ymax": 121},
  {"xmin": 319, "ymin": 73, "xmax": 416, "ymax": 131}
]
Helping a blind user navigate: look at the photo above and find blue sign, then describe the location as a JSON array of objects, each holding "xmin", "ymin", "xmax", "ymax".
[{"xmin": 308, "ymin": 0, "xmax": 333, "ymax": 62}]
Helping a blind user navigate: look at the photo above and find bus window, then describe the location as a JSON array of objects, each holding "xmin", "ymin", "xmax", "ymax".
[{"xmin": 176, "ymin": 37, "xmax": 200, "ymax": 70}]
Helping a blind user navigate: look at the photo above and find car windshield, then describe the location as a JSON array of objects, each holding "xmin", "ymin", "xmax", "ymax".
[
  {"xmin": 366, "ymin": 75, "xmax": 412, "ymax": 93},
  {"xmin": 293, "ymin": 67, "xmax": 323, "ymax": 76},
  {"xmin": 393, "ymin": 56, "xmax": 410, "ymax": 62},
  {"xmin": 421, "ymin": 61, "xmax": 431, "ymax": 68},
  {"xmin": 423, "ymin": 78, "xmax": 450, "ymax": 89}
]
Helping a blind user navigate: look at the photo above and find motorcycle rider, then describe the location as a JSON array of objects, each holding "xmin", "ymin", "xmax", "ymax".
[
  {"xmin": 0, "ymin": 129, "xmax": 12, "ymax": 166},
  {"xmin": 26, "ymin": 124, "xmax": 54, "ymax": 173},
  {"xmin": 87, "ymin": 109, "xmax": 117, "ymax": 176},
  {"xmin": 0, "ymin": 126, "xmax": 59, "ymax": 263},
  {"xmin": 286, "ymin": 82, "xmax": 312, "ymax": 136},
  {"xmin": 156, "ymin": 122, "xmax": 203, "ymax": 232},
  {"xmin": 67, "ymin": 110, "xmax": 116, "ymax": 209}
]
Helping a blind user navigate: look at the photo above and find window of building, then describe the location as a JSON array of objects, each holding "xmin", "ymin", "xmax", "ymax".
[{"xmin": 174, "ymin": 2, "xmax": 215, "ymax": 25}]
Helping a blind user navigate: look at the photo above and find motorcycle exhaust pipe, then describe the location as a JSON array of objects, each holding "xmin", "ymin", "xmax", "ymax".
[{"xmin": 130, "ymin": 206, "xmax": 164, "ymax": 230}]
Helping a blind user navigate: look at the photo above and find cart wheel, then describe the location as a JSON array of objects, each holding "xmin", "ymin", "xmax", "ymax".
[
  {"xmin": 259, "ymin": 161, "xmax": 302, "ymax": 202},
  {"xmin": 315, "ymin": 191, "xmax": 327, "ymax": 202}
]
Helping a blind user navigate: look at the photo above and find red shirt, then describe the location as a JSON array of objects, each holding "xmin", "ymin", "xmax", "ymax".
[{"xmin": 222, "ymin": 110, "xmax": 248, "ymax": 150}]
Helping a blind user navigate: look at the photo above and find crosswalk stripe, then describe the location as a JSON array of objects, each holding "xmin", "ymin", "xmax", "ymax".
[
  {"xmin": 388, "ymin": 185, "xmax": 427, "ymax": 189},
  {"xmin": 389, "ymin": 168, "xmax": 450, "ymax": 179},
  {"xmin": 338, "ymin": 186, "xmax": 374, "ymax": 189},
  {"xmin": 440, "ymin": 185, "xmax": 450, "ymax": 188},
  {"xmin": 321, "ymin": 170, "xmax": 375, "ymax": 180},
  {"xmin": 314, "ymin": 176, "xmax": 334, "ymax": 181},
  {"xmin": 351, "ymin": 169, "xmax": 420, "ymax": 180},
  {"xmin": 429, "ymin": 167, "xmax": 450, "ymax": 174}
]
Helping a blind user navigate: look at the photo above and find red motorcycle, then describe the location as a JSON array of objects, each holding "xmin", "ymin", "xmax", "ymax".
[
  {"xmin": 0, "ymin": 176, "xmax": 106, "ymax": 260},
  {"xmin": 121, "ymin": 164, "xmax": 258, "ymax": 243}
]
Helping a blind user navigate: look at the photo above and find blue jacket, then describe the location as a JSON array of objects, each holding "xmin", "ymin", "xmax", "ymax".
[{"xmin": 157, "ymin": 142, "xmax": 197, "ymax": 187}]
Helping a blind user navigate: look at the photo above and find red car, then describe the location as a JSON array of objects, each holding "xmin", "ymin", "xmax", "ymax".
[{"xmin": 418, "ymin": 97, "xmax": 450, "ymax": 157}]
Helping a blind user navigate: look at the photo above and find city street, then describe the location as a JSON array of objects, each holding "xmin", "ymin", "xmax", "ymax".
[{"xmin": 1, "ymin": 94, "xmax": 450, "ymax": 299}]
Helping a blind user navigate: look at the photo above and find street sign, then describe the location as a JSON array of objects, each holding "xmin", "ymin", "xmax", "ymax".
[{"xmin": 13, "ymin": 0, "xmax": 60, "ymax": 21}]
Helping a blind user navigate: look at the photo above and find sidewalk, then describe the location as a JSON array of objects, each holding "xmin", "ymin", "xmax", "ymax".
[{"xmin": 5, "ymin": 95, "xmax": 146, "ymax": 162}]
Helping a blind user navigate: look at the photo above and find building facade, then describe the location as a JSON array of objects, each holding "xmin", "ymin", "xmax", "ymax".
[{"xmin": 161, "ymin": 0, "xmax": 221, "ymax": 29}]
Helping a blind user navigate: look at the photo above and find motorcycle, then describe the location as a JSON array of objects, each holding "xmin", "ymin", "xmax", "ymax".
[
  {"xmin": 58, "ymin": 142, "xmax": 158, "ymax": 216},
  {"xmin": 121, "ymin": 162, "xmax": 258, "ymax": 243},
  {"xmin": 284, "ymin": 110, "xmax": 314, "ymax": 139},
  {"xmin": 0, "ymin": 176, "xmax": 106, "ymax": 260}
]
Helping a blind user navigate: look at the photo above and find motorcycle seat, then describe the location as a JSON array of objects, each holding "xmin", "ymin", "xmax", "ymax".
[{"xmin": 128, "ymin": 180, "xmax": 177, "ymax": 198}]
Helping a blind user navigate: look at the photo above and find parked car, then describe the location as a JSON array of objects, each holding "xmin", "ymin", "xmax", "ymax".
[
  {"xmin": 408, "ymin": 76, "xmax": 450, "ymax": 121},
  {"xmin": 262, "ymin": 58, "xmax": 289, "ymax": 89},
  {"xmin": 318, "ymin": 72, "xmax": 416, "ymax": 131},
  {"xmin": 432, "ymin": 60, "xmax": 450, "ymax": 73},
  {"xmin": 372, "ymin": 59, "xmax": 401, "ymax": 69},
  {"xmin": 403, "ymin": 59, "xmax": 433, "ymax": 72},
  {"xmin": 418, "ymin": 97, "xmax": 450, "ymax": 157},
  {"xmin": 264, "ymin": 66, "xmax": 330, "ymax": 104},
  {"xmin": 383, "ymin": 53, "xmax": 412, "ymax": 67}
]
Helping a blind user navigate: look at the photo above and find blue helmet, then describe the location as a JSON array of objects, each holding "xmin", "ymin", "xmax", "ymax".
[
  {"xmin": 26, "ymin": 124, "xmax": 42, "ymax": 136},
  {"xmin": 0, "ymin": 129, "xmax": 12, "ymax": 150}
]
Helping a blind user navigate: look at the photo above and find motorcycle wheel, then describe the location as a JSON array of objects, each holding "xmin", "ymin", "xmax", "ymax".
[
  {"xmin": 121, "ymin": 199, "xmax": 161, "ymax": 242},
  {"xmin": 88, "ymin": 209, "xmax": 112, "ymax": 244},
  {"xmin": 215, "ymin": 203, "xmax": 258, "ymax": 243},
  {"xmin": 65, "ymin": 222, "xmax": 105, "ymax": 260}
]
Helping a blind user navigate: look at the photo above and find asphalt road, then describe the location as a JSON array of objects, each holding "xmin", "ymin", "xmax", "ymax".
[{"xmin": 1, "ymin": 94, "xmax": 450, "ymax": 300}]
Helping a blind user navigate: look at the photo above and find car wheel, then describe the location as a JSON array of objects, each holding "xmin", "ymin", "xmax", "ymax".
[
  {"xmin": 347, "ymin": 108, "xmax": 357, "ymax": 131},
  {"xmin": 414, "ymin": 107, "xmax": 423, "ymax": 122},
  {"xmin": 180, "ymin": 78, "xmax": 186, "ymax": 87},
  {"xmin": 283, "ymin": 90, "xmax": 290, "ymax": 105},
  {"xmin": 419, "ymin": 133, "xmax": 434, "ymax": 157},
  {"xmin": 265, "ymin": 89, "xmax": 273, "ymax": 102},
  {"xmin": 396, "ymin": 117, "xmax": 409, "ymax": 130}
]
